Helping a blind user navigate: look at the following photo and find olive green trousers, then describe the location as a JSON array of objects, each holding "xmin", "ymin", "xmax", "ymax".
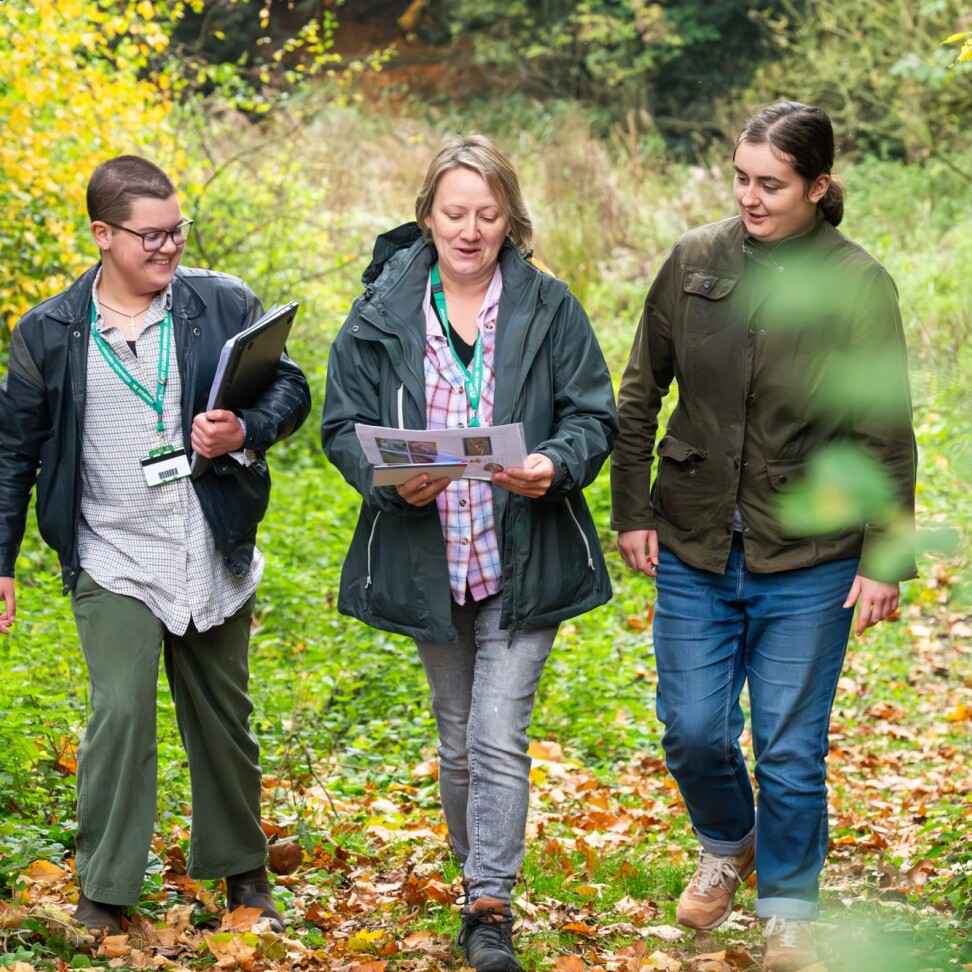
[{"xmin": 70, "ymin": 570, "xmax": 267, "ymax": 905}]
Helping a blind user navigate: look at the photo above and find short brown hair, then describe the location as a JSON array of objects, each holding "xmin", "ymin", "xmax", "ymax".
[
  {"xmin": 415, "ymin": 133, "xmax": 533, "ymax": 252},
  {"xmin": 86, "ymin": 155, "xmax": 177, "ymax": 225}
]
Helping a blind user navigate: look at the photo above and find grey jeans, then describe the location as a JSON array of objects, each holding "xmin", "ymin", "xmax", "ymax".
[{"xmin": 416, "ymin": 593, "xmax": 557, "ymax": 904}]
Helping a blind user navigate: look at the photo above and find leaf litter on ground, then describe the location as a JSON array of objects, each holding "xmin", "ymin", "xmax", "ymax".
[{"xmin": 1, "ymin": 528, "xmax": 968, "ymax": 972}]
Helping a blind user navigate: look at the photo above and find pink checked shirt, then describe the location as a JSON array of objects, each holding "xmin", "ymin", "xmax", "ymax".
[{"xmin": 423, "ymin": 265, "xmax": 503, "ymax": 605}]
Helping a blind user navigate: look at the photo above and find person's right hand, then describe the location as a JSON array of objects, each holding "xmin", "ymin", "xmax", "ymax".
[
  {"xmin": 395, "ymin": 473, "xmax": 451, "ymax": 507},
  {"xmin": 0, "ymin": 577, "xmax": 16, "ymax": 635},
  {"xmin": 617, "ymin": 529, "xmax": 659, "ymax": 577}
]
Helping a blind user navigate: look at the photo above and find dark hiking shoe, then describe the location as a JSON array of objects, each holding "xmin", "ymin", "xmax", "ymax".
[
  {"xmin": 457, "ymin": 897, "xmax": 522, "ymax": 972},
  {"xmin": 226, "ymin": 865, "xmax": 285, "ymax": 933},
  {"xmin": 74, "ymin": 894, "xmax": 125, "ymax": 936}
]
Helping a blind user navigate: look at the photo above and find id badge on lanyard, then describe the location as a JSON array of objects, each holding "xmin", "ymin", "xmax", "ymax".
[
  {"xmin": 91, "ymin": 303, "xmax": 191, "ymax": 486},
  {"xmin": 140, "ymin": 444, "xmax": 192, "ymax": 486}
]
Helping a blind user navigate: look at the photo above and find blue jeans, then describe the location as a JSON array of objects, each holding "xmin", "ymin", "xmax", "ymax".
[
  {"xmin": 653, "ymin": 537, "xmax": 858, "ymax": 920},
  {"xmin": 416, "ymin": 593, "xmax": 557, "ymax": 904}
]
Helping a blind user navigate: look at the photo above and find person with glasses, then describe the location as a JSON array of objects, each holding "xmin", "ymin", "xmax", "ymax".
[
  {"xmin": 101, "ymin": 217, "xmax": 195, "ymax": 251},
  {"xmin": 0, "ymin": 155, "xmax": 311, "ymax": 937}
]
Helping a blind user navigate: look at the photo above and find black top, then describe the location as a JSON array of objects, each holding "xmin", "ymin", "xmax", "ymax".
[{"xmin": 447, "ymin": 321, "xmax": 476, "ymax": 367}]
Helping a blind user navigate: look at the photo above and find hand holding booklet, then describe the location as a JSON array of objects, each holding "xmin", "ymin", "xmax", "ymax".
[
  {"xmin": 355, "ymin": 422, "xmax": 528, "ymax": 487},
  {"xmin": 190, "ymin": 300, "xmax": 299, "ymax": 477}
]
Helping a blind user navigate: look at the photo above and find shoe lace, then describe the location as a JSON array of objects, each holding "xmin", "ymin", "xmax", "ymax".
[
  {"xmin": 693, "ymin": 852, "xmax": 745, "ymax": 892},
  {"xmin": 763, "ymin": 915, "xmax": 804, "ymax": 948},
  {"xmin": 457, "ymin": 908, "xmax": 514, "ymax": 949}
]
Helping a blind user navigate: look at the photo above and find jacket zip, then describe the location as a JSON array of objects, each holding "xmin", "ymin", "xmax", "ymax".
[
  {"xmin": 506, "ymin": 282, "xmax": 559, "ymax": 422},
  {"xmin": 365, "ymin": 511, "xmax": 381, "ymax": 588},
  {"xmin": 565, "ymin": 495, "xmax": 601, "ymax": 591},
  {"xmin": 503, "ymin": 285, "xmax": 551, "ymax": 636},
  {"xmin": 68, "ymin": 315, "xmax": 88, "ymax": 586},
  {"xmin": 363, "ymin": 383, "xmax": 406, "ymax": 591},
  {"xmin": 362, "ymin": 379, "xmax": 410, "ymax": 589}
]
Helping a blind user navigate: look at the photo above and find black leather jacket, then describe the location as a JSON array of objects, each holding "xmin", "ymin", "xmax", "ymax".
[{"xmin": 0, "ymin": 264, "xmax": 311, "ymax": 591}]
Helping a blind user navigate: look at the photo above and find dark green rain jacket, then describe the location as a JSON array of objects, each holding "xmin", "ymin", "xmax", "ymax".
[{"xmin": 322, "ymin": 228, "xmax": 618, "ymax": 642}]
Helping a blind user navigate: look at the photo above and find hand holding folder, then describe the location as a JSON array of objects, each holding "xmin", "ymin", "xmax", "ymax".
[{"xmin": 190, "ymin": 300, "xmax": 299, "ymax": 476}]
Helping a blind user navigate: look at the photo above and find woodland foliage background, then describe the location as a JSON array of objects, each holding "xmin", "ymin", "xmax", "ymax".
[{"xmin": 0, "ymin": 1, "xmax": 970, "ymax": 970}]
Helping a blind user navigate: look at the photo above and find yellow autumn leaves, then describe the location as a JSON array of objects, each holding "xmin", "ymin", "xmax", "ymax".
[
  {"xmin": 945, "ymin": 30, "xmax": 972, "ymax": 63},
  {"xmin": 0, "ymin": 0, "xmax": 175, "ymax": 330}
]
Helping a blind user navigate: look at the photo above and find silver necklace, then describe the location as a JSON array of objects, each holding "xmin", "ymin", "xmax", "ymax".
[{"xmin": 99, "ymin": 296, "xmax": 154, "ymax": 334}]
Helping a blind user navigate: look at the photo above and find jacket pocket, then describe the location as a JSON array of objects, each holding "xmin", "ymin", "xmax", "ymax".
[
  {"xmin": 682, "ymin": 269, "xmax": 739, "ymax": 333},
  {"xmin": 562, "ymin": 496, "xmax": 600, "ymax": 592},
  {"xmin": 764, "ymin": 456, "xmax": 858, "ymax": 543},
  {"xmin": 653, "ymin": 434, "xmax": 707, "ymax": 532},
  {"xmin": 362, "ymin": 510, "xmax": 444, "ymax": 632},
  {"xmin": 657, "ymin": 434, "xmax": 707, "ymax": 463},
  {"xmin": 764, "ymin": 458, "xmax": 807, "ymax": 491},
  {"xmin": 516, "ymin": 494, "xmax": 607, "ymax": 622}
]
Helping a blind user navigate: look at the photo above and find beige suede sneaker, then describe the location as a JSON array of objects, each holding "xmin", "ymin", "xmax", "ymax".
[
  {"xmin": 762, "ymin": 916, "xmax": 817, "ymax": 971},
  {"xmin": 675, "ymin": 843, "xmax": 755, "ymax": 930}
]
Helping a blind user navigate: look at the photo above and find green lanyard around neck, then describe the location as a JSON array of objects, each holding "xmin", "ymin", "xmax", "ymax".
[
  {"xmin": 430, "ymin": 263, "xmax": 483, "ymax": 428},
  {"xmin": 89, "ymin": 301, "xmax": 172, "ymax": 439}
]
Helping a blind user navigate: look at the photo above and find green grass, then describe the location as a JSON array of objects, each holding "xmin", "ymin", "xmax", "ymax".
[
  {"xmin": 0, "ymin": 109, "xmax": 970, "ymax": 969},
  {"xmin": 2, "ymin": 372, "xmax": 966, "ymax": 968}
]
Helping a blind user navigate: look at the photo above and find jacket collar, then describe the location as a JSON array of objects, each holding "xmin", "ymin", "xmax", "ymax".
[
  {"xmin": 357, "ymin": 230, "xmax": 571, "ymax": 424},
  {"xmin": 742, "ymin": 210, "xmax": 829, "ymax": 267},
  {"xmin": 45, "ymin": 264, "xmax": 207, "ymax": 326}
]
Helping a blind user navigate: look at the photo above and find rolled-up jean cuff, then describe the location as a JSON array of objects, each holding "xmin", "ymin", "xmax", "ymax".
[
  {"xmin": 756, "ymin": 896, "xmax": 819, "ymax": 921},
  {"xmin": 695, "ymin": 825, "xmax": 755, "ymax": 858}
]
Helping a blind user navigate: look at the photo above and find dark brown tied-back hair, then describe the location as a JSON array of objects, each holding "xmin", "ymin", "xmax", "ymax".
[
  {"xmin": 735, "ymin": 102, "xmax": 845, "ymax": 227},
  {"xmin": 86, "ymin": 155, "xmax": 177, "ymax": 226}
]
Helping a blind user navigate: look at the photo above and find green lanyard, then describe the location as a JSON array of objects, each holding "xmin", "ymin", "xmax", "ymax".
[
  {"xmin": 89, "ymin": 302, "xmax": 172, "ymax": 438},
  {"xmin": 430, "ymin": 263, "xmax": 483, "ymax": 428}
]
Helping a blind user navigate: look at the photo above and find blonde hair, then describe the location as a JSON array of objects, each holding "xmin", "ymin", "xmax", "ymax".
[{"xmin": 415, "ymin": 133, "xmax": 533, "ymax": 253}]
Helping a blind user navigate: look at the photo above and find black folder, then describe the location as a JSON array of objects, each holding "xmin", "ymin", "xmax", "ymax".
[{"xmin": 190, "ymin": 300, "xmax": 299, "ymax": 477}]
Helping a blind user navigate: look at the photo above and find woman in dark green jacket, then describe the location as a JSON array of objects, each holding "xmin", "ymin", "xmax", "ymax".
[
  {"xmin": 612, "ymin": 103, "xmax": 916, "ymax": 972},
  {"xmin": 322, "ymin": 134, "xmax": 617, "ymax": 972}
]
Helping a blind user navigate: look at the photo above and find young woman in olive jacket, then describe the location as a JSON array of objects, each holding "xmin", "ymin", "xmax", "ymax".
[
  {"xmin": 322, "ymin": 135, "xmax": 617, "ymax": 972},
  {"xmin": 612, "ymin": 103, "xmax": 916, "ymax": 972}
]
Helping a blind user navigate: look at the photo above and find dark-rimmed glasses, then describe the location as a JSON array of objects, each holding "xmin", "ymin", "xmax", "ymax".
[{"xmin": 104, "ymin": 218, "xmax": 194, "ymax": 252}]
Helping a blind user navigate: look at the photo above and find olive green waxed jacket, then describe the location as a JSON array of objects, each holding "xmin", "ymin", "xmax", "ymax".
[
  {"xmin": 322, "ymin": 234, "xmax": 618, "ymax": 642},
  {"xmin": 611, "ymin": 215, "xmax": 917, "ymax": 581}
]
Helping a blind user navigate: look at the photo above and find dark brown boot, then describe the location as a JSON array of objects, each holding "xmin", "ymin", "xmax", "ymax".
[
  {"xmin": 457, "ymin": 897, "xmax": 521, "ymax": 972},
  {"xmin": 225, "ymin": 865, "xmax": 284, "ymax": 933},
  {"xmin": 74, "ymin": 894, "xmax": 125, "ymax": 936}
]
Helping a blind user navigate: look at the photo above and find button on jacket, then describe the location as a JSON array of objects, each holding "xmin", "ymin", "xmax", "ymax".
[
  {"xmin": 322, "ymin": 234, "xmax": 619, "ymax": 643},
  {"xmin": 610, "ymin": 215, "xmax": 917, "ymax": 580},
  {"xmin": 0, "ymin": 263, "xmax": 311, "ymax": 591}
]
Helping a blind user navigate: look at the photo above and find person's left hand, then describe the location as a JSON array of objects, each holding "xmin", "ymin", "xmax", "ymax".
[
  {"xmin": 191, "ymin": 409, "xmax": 246, "ymax": 459},
  {"xmin": 843, "ymin": 574, "xmax": 900, "ymax": 636},
  {"xmin": 491, "ymin": 453, "xmax": 555, "ymax": 498}
]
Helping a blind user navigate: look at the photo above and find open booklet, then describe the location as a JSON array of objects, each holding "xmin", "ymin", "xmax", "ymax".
[{"xmin": 355, "ymin": 422, "xmax": 528, "ymax": 487}]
